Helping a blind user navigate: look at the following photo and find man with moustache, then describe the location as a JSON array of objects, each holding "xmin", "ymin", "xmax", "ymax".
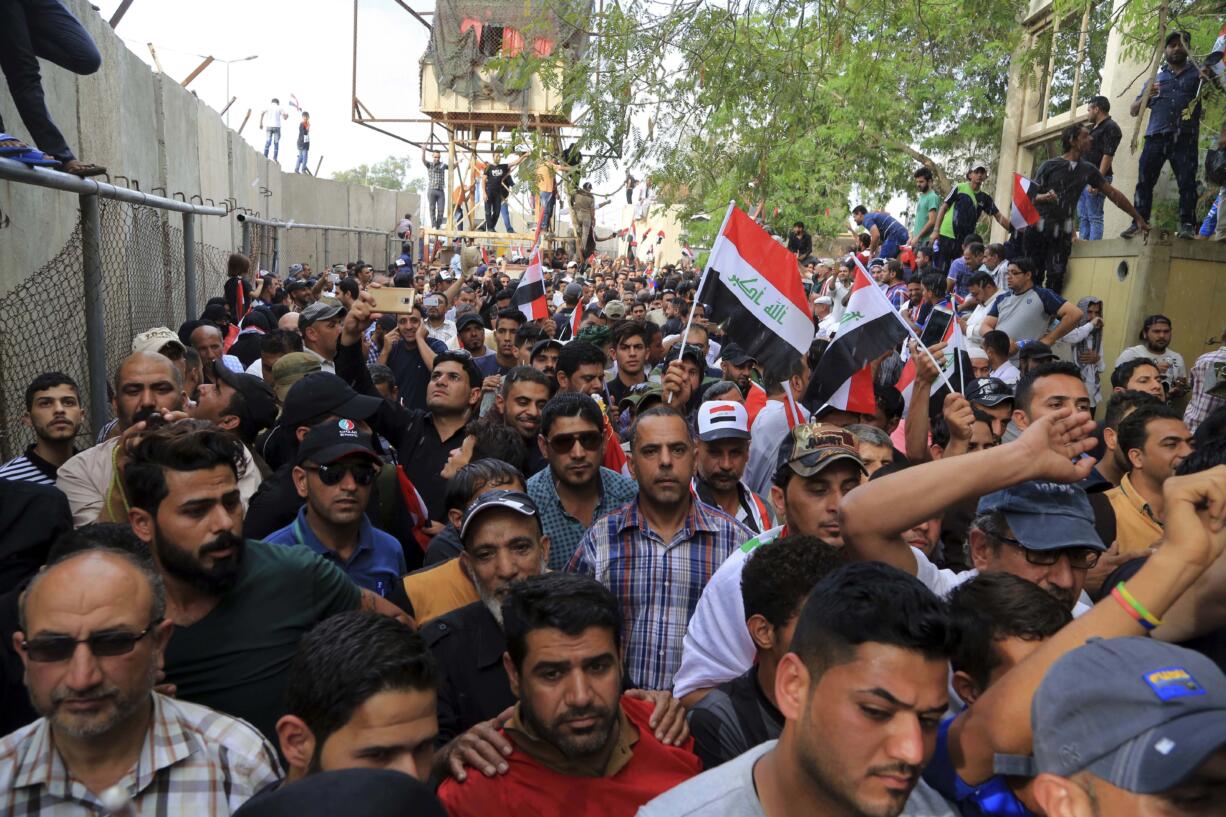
[
  {"xmin": 0, "ymin": 372, "xmax": 85, "ymax": 485},
  {"xmin": 122, "ymin": 421, "xmax": 402, "ymax": 743}
]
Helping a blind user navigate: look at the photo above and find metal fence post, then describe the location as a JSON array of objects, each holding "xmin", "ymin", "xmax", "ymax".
[
  {"xmin": 358, "ymin": 232, "xmax": 364, "ymax": 263},
  {"xmin": 241, "ymin": 218, "xmax": 251, "ymax": 257},
  {"xmin": 79, "ymin": 193, "xmax": 109, "ymax": 431},
  {"xmin": 272, "ymin": 228, "xmax": 280, "ymax": 274},
  {"xmin": 183, "ymin": 212, "xmax": 198, "ymax": 320},
  {"xmin": 323, "ymin": 228, "xmax": 330, "ymax": 268}
]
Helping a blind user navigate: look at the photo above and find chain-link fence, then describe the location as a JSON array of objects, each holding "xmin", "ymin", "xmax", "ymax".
[{"xmin": 0, "ymin": 198, "xmax": 233, "ymax": 459}]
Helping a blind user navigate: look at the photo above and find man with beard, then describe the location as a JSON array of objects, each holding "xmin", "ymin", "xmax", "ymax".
[
  {"xmin": 641, "ymin": 563, "xmax": 957, "ymax": 817},
  {"xmin": 529, "ymin": 339, "xmax": 562, "ymax": 381},
  {"xmin": 122, "ymin": 421, "xmax": 397, "ymax": 743},
  {"xmin": 436, "ymin": 573, "xmax": 701, "ymax": 816},
  {"xmin": 264, "ymin": 422, "xmax": 407, "ymax": 598},
  {"xmin": 1, "ymin": 546, "xmax": 281, "ymax": 813},
  {"xmin": 494, "ymin": 366, "xmax": 552, "ymax": 477},
  {"xmin": 691, "ymin": 401, "xmax": 773, "ymax": 534},
  {"xmin": 526, "ymin": 393, "xmax": 637, "ymax": 570},
  {"xmin": 57, "ymin": 351, "xmax": 262, "ymax": 527},
  {"xmin": 1113, "ymin": 314, "xmax": 1188, "ymax": 397},
  {"xmin": 0, "ymin": 372, "xmax": 84, "ymax": 485}
]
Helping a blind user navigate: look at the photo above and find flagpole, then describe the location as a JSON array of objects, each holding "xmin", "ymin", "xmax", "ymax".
[{"xmin": 668, "ymin": 200, "xmax": 736, "ymax": 405}]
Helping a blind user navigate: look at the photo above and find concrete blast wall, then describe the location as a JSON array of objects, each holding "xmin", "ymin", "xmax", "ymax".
[{"xmin": 0, "ymin": 0, "xmax": 419, "ymax": 296}]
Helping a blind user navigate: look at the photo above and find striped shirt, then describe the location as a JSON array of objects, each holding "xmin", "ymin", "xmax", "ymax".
[
  {"xmin": 0, "ymin": 447, "xmax": 64, "ymax": 486},
  {"xmin": 0, "ymin": 692, "xmax": 282, "ymax": 816},
  {"xmin": 567, "ymin": 497, "xmax": 752, "ymax": 690}
]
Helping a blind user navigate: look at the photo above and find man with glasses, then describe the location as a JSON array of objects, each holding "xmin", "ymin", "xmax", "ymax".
[
  {"xmin": 3, "ymin": 545, "xmax": 281, "ymax": 813},
  {"xmin": 527, "ymin": 393, "xmax": 637, "ymax": 570},
  {"xmin": 264, "ymin": 421, "xmax": 408, "ymax": 599}
]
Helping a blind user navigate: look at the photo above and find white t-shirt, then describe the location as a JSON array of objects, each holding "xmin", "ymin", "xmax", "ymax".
[
  {"xmin": 1113, "ymin": 343, "xmax": 1187, "ymax": 382},
  {"xmin": 744, "ymin": 400, "xmax": 810, "ymax": 498},
  {"xmin": 263, "ymin": 106, "xmax": 285, "ymax": 130},
  {"xmin": 990, "ymin": 360, "xmax": 1020, "ymax": 386}
]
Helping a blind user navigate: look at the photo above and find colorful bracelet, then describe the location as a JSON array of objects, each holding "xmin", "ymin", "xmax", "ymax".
[{"xmin": 1111, "ymin": 582, "xmax": 1161, "ymax": 631}]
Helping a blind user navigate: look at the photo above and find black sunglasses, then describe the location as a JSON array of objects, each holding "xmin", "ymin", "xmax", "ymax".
[
  {"xmin": 23, "ymin": 620, "xmax": 162, "ymax": 663},
  {"xmin": 306, "ymin": 462, "xmax": 378, "ymax": 486},
  {"xmin": 547, "ymin": 431, "xmax": 603, "ymax": 454},
  {"xmin": 994, "ymin": 534, "xmax": 1101, "ymax": 570}
]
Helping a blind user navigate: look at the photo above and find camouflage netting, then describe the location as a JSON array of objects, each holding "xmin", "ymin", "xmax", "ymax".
[{"xmin": 427, "ymin": 0, "xmax": 592, "ymax": 104}]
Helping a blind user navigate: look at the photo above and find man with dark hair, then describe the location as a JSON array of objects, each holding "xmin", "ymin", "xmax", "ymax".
[
  {"xmin": 1110, "ymin": 356, "xmax": 1165, "ymax": 399},
  {"xmin": 570, "ymin": 407, "xmax": 752, "ymax": 690},
  {"xmin": 1113, "ymin": 313, "xmax": 1187, "ymax": 394},
  {"xmin": 246, "ymin": 327, "xmax": 304, "ymax": 383},
  {"xmin": 437, "ymin": 572, "xmax": 700, "ymax": 815},
  {"xmin": 1096, "ymin": 389, "xmax": 1162, "ymax": 488},
  {"xmin": 439, "ymin": 416, "xmax": 528, "ymax": 481},
  {"xmin": 276, "ymin": 611, "xmax": 438, "ymax": 782},
  {"xmin": 912, "ymin": 167, "xmax": 941, "ymax": 246},
  {"xmin": 1077, "ymin": 95, "xmax": 1122, "ymax": 241},
  {"xmin": 1105, "ymin": 403, "xmax": 1193, "ymax": 556},
  {"xmin": 264, "ymin": 421, "xmax": 407, "ymax": 598},
  {"xmin": 475, "ymin": 308, "xmax": 525, "ymax": 382},
  {"xmin": 493, "ymin": 366, "xmax": 552, "ymax": 476},
  {"xmin": 191, "ymin": 363, "xmax": 279, "ymax": 447},
  {"xmin": 980, "ymin": 257, "xmax": 1083, "ymax": 356},
  {"xmin": 379, "ymin": 304, "xmax": 450, "ymax": 413},
  {"xmin": 3, "ymin": 546, "xmax": 281, "ymax": 813},
  {"xmin": 1184, "ymin": 322, "xmax": 1226, "ymax": 433},
  {"xmin": 527, "ymin": 392, "xmax": 637, "ymax": 570},
  {"xmin": 945, "ymin": 242, "xmax": 985, "ymax": 302},
  {"xmin": 121, "ymin": 421, "xmax": 396, "ymax": 742},
  {"xmin": 852, "ymin": 206, "xmax": 910, "ymax": 260},
  {"xmin": 689, "ymin": 535, "xmax": 846, "ymax": 768},
  {"xmin": 643, "ymin": 562, "xmax": 955, "ymax": 817},
  {"xmin": 555, "ymin": 340, "xmax": 607, "ymax": 396},
  {"xmin": 423, "ymin": 459, "xmax": 526, "ymax": 565},
  {"xmin": 787, "ymin": 222, "xmax": 812, "ymax": 262},
  {"xmin": 0, "ymin": 372, "xmax": 83, "ymax": 486},
  {"xmin": 529, "ymin": 337, "xmax": 563, "ymax": 379},
  {"xmin": 743, "ymin": 354, "xmax": 811, "ymax": 498},
  {"xmin": 608, "ymin": 321, "xmax": 649, "ymax": 405}
]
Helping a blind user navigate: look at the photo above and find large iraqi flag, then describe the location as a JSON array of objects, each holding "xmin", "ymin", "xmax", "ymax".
[
  {"xmin": 696, "ymin": 203, "xmax": 813, "ymax": 371},
  {"xmin": 511, "ymin": 245, "xmax": 549, "ymax": 322},
  {"xmin": 809, "ymin": 256, "xmax": 911, "ymax": 406}
]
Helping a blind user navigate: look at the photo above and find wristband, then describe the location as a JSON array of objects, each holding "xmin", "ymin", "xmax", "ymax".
[{"xmin": 1112, "ymin": 582, "xmax": 1161, "ymax": 631}]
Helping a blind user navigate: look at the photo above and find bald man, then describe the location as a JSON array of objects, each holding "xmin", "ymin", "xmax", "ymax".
[
  {"xmin": 190, "ymin": 324, "xmax": 244, "ymax": 382},
  {"xmin": 56, "ymin": 352, "xmax": 261, "ymax": 526},
  {"xmin": 2, "ymin": 546, "xmax": 281, "ymax": 812}
]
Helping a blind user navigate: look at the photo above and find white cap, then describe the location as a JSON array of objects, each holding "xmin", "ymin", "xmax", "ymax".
[
  {"xmin": 697, "ymin": 401, "xmax": 751, "ymax": 442},
  {"xmin": 566, "ymin": 260, "xmax": 578, "ymax": 268},
  {"xmin": 968, "ymin": 347, "xmax": 989, "ymax": 361},
  {"xmin": 815, "ymin": 295, "xmax": 834, "ymax": 306}
]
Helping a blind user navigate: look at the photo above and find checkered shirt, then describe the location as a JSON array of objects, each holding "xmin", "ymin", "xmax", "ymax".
[
  {"xmin": 528, "ymin": 465, "xmax": 638, "ymax": 570},
  {"xmin": 567, "ymin": 497, "xmax": 751, "ymax": 690},
  {"xmin": 1184, "ymin": 345, "xmax": 1226, "ymax": 434},
  {"xmin": 0, "ymin": 693, "xmax": 282, "ymax": 816}
]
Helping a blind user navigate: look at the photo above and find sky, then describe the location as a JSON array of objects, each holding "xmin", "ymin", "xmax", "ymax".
[{"xmin": 96, "ymin": 0, "xmax": 436, "ymax": 183}]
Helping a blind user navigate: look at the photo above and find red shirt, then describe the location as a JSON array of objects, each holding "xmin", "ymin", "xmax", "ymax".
[{"xmin": 437, "ymin": 695, "xmax": 700, "ymax": 817}]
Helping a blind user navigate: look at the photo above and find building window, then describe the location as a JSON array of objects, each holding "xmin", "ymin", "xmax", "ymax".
[{"xmin": 1027, "ymin": 0, "xmax": 1111, "ymax": 127}]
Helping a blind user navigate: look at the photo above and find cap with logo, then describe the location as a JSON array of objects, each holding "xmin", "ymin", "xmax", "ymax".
[
  {"xmin": 281, "ymin": 372, "xmax": 384, "ymax": 428},
  {"xmin": 697, "ymin": 401, "xmax": 750, "ymax": 442},
  {"xmin": 977, "ymin": 480, "xmax": 1105, "ymax": 552},
  {"xmin": 459, "ymin": 490, "xmax": 540, "ymax": 540},
  {"xmin": 775, "ymin": 422, "xmax": 866, "ymax": 480},
  {"xmin": 967, "ymin": 159, "xmax": 989, "ymax": 174},
  {"xmin": 298, "ymin": 301, "xmax": 345, "ymax": 331},
  {"xmin": 295, "ymin": 418, "xmax": 382, "ymax": 467},
  {"xmin": 131, "ymin": 327, "xmax": 186, "ymax": 356},
  {"xmin": 966, "ymin": 377, "xmax": 1014, "ymax": 407},
  {"xmin": 1033, "ymin": 637, "xmax": 1226, "ymax": 793},
  {"xmin": 271, "ymin": 352, "xmax": 323, "ymax": 404}
]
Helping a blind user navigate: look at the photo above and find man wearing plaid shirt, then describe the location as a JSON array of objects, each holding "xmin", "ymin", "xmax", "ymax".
[
  {"xmin": 422, "ymin": 148, "xmax": 448, "ymax": 229},
  {"xmin": 567, "ymin": 406, "xmax": 751, "ymax": 690},
  {"xmin": 1, "ymin": 546, "xmax": 281, "ymax": 815},
  {"xmin": 1184, "ymin": 324, "xmax": 1226, "ymax": 434}
]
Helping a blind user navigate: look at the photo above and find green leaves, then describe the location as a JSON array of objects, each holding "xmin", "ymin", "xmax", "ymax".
[{"xmin": 331, "ymin": 156, "xmax": 424, "ymax": 191}]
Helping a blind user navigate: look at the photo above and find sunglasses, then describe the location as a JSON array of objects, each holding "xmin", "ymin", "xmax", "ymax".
[
  {"xmin": 995, "ymin": 535, "xmax": 1100, "ymax": 570},
  {"xmin": 23, "ymin": 621, "xmax": 162, "ymax": 663},
  {"xmin": 547, "ymin": 431, "xmax": 603, "ymax": 454},
  {"xmin": 306, "ymin": 462, "xmax": 378, "ymax": 486}
]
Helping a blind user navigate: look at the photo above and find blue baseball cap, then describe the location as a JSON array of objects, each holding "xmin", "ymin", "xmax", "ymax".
[
  {"xmin": 976, "ymin": 480, "xmax": 1105, "ymax": 552},
  {"xmin": 1033, "ymin": 637, "xmax": 1226, "ymax": 793}
]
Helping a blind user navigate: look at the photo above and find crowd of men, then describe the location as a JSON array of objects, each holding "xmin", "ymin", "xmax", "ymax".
[{"xmin": 0, "ymin": 218, "xmax": 1223, "ymax": 817}]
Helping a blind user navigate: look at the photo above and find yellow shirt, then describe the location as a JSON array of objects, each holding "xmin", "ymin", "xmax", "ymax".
[
  {"xmin": 1105, "ymin": 473, "xmax": 1164, "ymax": 556},
  {"xmin": 402, "ymin": 557, "xmax": 479, "ymax": 625}
]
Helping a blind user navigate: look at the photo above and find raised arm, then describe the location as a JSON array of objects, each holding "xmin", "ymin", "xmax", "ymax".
[{"xmin": 839, "ymin": 408, "xmax": 1098, "ymax": 575}]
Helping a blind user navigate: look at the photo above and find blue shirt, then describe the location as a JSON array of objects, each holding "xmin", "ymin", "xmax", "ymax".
[
  {"xmin": 923, "ymin": 718, "xmax": 1037, "ymax": 817},
  {"xmin": 264, "ymin": 506, "xmax": 407, "ymax": 597},
  {"xmin": 863, "ymin": 211, "xmax": 909, "ymax": 243},
  {"xmin": 1138, "ymin": 63, "xmax": 1202, "ymax": 138},
  {"xmin": 527, "ymin": 465, "xmax": 638, "ymax": 570},
  {"xmin": 474, "ymin": 353, "xmax": 512, "ymax": 378},
  {"xmin": 947, "ymin": 258, "xmax": 980, "ymax": 298}
]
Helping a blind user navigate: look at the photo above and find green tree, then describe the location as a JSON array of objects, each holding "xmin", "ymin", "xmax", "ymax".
[{"xmin": 332, "ymin": 155, "xmax": 425, "ymax": 191}]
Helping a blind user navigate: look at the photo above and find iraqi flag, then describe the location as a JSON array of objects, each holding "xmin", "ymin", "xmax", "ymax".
[
  {"xmin": 937, "ymin": 299, "xmax": 972, "ymax": 394},
  {"xmin": 696, "ymin": 203, "xmax": 813, "ymax": 372},
  {"xmin": 1011, "ymin": 173, "xmax": 1040, "ymax": 230},
  {"xmin": 512, "ymin": 245, "xmax": 549, "ymax": 321},
  {"xmin": 809, "ymin": 256, "xmax": 910, "ymax": 406},
  {"xmin": 824, "ymin": 362, "xmax": 877, "ymax": 415},
  {"xmin": 681, "ymin": 243, "xmax": 694, "ymax": 260},
  {"xmin": 395, "ymin": 465, "xmax": 433, "ymax": 551},
  {"xmin": 896, "ymin": 357, "xmax": 918, "ymax": 416}
]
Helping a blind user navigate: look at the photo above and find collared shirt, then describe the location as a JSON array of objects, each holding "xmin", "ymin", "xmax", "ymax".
[
  {"xmin": 302, "ymin": 346, "xmax": 336, "ymax": 375},
  {"xmin": 263, "ymin": 505, "xmax": 406, "ymax": 597},
  {"xmin": 0, "ymin": 693, "xmax": 282, "ymax": 816},
  {"xmin": 568, "ymin": 498, "xmax": 752, "ymax": 690},
  {"xmin": 528, "ymin": 466, "xmax": 638, "ymax": 570},
  {"xmin": 691, "ymin": 477, "xmax": 773, "ymax": 535},
  {"xmin": 986, "ymin": 286, "xmax": 1066, "ymax": 352},
  {"xmin": 1184, "ymin": 345, "xmax": 1226, "ymax": 433},
  {"xmin": 1137, "ymin": 63, "xmax": 1203, "ymax": 138},
  {"xmin": 0, "ymin": 446, "xmax": 69, "ymax": 486},
  {"xmin": 422, "ymin": 600, "xmax": 516, "ymax": 743},
  {"xmin": 1085, "ymin": 116, "xmax": 1123, "ymax": 170},
  {"xmin": 392, "ymin": 408, "xmax": 467, "ymax": 521},
  {"xmin": 424, "ymin": 158, "xmax": 448, "ymax": 191},
  {"xmin": 947, "ymin": 258, "xmax": 977, "ymax": 298},
  {"xmin": 426, "ymin": 318, "xmax": 458, "ymax": 349},
  {"xmin": 402, "ymin": 557, "xmax": 479, "ymax": 625},
  {"xmin": 1106, "ymin": 473, "xmax": 1165, "ymax": 556}
]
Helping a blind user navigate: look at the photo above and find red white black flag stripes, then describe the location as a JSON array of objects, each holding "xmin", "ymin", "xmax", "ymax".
[
  {"xmin": 511, "ymin": 245, "xmax": 549, "ymax": 322},
  {"xmin": 695, "ymin": 203, "xmax": 813, "ymax": 372},
  {"xmin": 1011, "ymin": 173, "xmax": 1041, "ymax": 230},
  {"xmin": 825, "ymin": 362, "xmax": 877, "ymax": 415}
]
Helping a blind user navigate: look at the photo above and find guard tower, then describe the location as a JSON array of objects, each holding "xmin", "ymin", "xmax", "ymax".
[{"xmin": 418, "ymin": 0, "xmax": 591, "ymax": 256}]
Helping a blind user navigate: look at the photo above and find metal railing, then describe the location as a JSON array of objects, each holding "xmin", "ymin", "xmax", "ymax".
[
  {"xmin": 0, "ymin": 158, "xmax": 228, "ymax": 438},
  {"xmin": 235, "ymin": 213, "xmax": 400, "ymax": 273}
]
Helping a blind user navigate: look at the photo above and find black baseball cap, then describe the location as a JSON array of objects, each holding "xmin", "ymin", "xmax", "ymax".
[
  {"xmin": 295, "ymin": 419, "xmax": 382, "ymax": 467},
  {"xmin": 1166, "ymin": 30, "xmax": 1190, "ymax": 46},
  {"xmin": 966, "ymin": 377, "xmax": 1014, "ymax": 407},
  {"xmin": 212, "ymin": 363, "xmax": 278, "ymax": 442},
  {"xmin": 231, "ymin": 768, "xmax": 446, "ymax": 817},
  {"xmin": 280, "ymin": 372, "xmax": 383, "ymax": 428},
  {"xmin": 456, "ymin": 313, "xmax": 485, "ymax": 332},
  {"xmin": 1018, "ymin": 341, "xmax": 1057, "ymax": 362},
  {"xmin": 665, "ymin": 343, "xmax": 705, "ymax": 367},
  {"xmin": 530, "ymin": 339, "xmax": 563, "ymax": 360},
  {"xmin": 720, "ymin": 342, "xmax": 755, "ymax": 367}
]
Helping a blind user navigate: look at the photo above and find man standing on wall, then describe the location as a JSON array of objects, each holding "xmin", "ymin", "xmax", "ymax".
[
  {"xmin": 423, "ymin": 147, "xmax": 448, "ymax": 230},
  {"xmin": 260, "ymin": 97, "xmax": 287, "ymax": 161},
  {"xmin": 294, "ymin": 111, "xmax": 310, "ymax": 174}
]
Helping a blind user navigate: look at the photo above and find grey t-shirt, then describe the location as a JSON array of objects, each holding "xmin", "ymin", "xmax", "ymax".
[
  {"xmin": 986, "ymin": 286, "xmax": 1066, "ymax": 354},
  {"xmin": 637, "ymin": 740, "xmax": 959, "ymax": 817}
]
